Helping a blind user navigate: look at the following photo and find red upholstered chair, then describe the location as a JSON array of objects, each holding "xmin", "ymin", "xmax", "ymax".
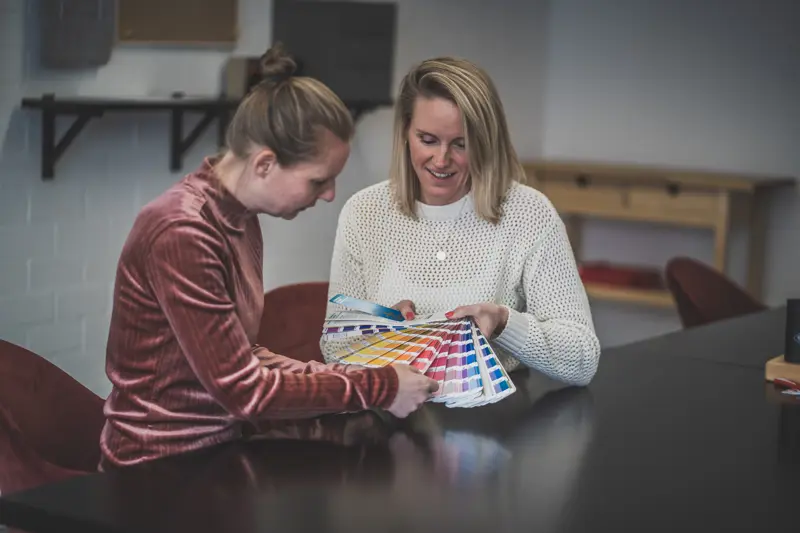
[
  {"xmin": 664, "ymin": 257, "xmax": 768, "ymax": 329},
  {"xmin": 257, "ymin": 282, "xmax": 330, "ymax": 363},
  {"xmin": 0, "ymin": 339, "xmax": 106, "ymax": 498},
  {"xmin": 0, "ymin": 406, "xmax": 86, "ymax": 498}
]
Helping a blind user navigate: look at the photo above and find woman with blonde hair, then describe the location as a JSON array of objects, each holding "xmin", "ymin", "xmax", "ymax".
[
  {"xmin": 321, "ymin": 56, "xmax": 601, "ymax": 386},
  {"xmin": 100, "ymin": 44, "xmax": 438, "ymax": 470}
]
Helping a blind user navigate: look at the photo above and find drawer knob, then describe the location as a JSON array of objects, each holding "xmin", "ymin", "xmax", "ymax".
[
  {"xmin": 576, "ymin": 174, "xmax": 590, "ymax": 188},
  {"xmin": 667, "ymin": 183, "xmax": 680, "ymax": 196}
]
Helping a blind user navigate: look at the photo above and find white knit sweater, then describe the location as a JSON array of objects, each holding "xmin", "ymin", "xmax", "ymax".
[{"xmin": 321, "ymin": 180, "xmax": 601, "ymax": 386}]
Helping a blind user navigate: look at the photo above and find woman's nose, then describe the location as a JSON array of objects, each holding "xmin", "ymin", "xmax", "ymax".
[
  {"xmin": 320, "ymin": 182, "xmax": 336, "ymax": 202},
  {"xmin": 433, "ymin": 147, "xmax": 450, "ymax": 167}
]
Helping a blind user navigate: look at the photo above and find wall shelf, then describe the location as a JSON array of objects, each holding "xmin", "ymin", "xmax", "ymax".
[
  {"xmin": 523, "ymin": 159, "xmax": 796, "ymax": 308},
  {"xmin": 20, "ymin": 93, "xmax": 391, "ymax": 180}
]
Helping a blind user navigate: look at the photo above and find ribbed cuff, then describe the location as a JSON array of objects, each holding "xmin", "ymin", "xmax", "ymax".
[
  {"xmin": 371, "ymin": 365, "xmax": 399, "ymax": 409},
  {"xmin": 493, "ymin": 306, "xmax": 529, "ymax": 356}
]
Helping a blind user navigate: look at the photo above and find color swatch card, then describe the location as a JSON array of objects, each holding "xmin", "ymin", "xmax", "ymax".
[
  {"xmin": 322, "ymin": 312, "xmax": 450, "ymax": 339},
  {"xmin": 323, "ymin": 298, "xmax": 516, "ymax": 408},
  {"xmin": 328, "ymin": 294, "xmax": 406, "ymax": 322}
]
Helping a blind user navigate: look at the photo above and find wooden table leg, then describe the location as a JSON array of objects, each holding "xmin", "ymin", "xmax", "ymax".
[
  {"xmin": 746, "ymin": 190, "xmax": 767, "ymax": 301},
  {"xmin": 713, "ymin": 192, "xmax": 731, "ymax": 273}
]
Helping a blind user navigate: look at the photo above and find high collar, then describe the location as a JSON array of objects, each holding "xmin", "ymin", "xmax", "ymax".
[
  {"xmin": 188, "ymin": 156, "xmax": 254, "ymax": 230},
  {"xmin": 415, "ymin": 193, "xmax": 473, "ymax": 221}
]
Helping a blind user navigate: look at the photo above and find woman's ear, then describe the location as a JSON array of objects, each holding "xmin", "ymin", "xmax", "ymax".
[{"xmin": 252, "ymin": 149, "xmax": 277, "ymax": 179}]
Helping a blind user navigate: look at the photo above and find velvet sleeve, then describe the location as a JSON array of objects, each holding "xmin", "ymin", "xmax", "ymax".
[
  {"xmin": 144, "ymin": 220, "xmax": 398, "ymax": 422},
  {"xmin": 254, "ymin": 347, "xmax": 369, "ymax": 376}
]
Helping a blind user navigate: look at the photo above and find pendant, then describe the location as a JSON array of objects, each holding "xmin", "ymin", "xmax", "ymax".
[{"xmin": 436, "ymin": 250, "xmax": 448, "ymax": 261}]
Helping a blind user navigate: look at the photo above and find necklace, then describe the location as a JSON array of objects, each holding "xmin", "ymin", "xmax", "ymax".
[{"xmin": 424, "ymin": 196, "xmax": 469, "ymax": 262}]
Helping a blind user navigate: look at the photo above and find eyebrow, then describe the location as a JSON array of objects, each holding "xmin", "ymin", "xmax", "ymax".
[{"xmin": 415, "ymin": 129, "xmax": 464, "ymax": 141}]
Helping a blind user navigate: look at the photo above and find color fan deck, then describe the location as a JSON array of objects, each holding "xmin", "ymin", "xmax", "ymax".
[{"xmin": 323, "ymin": 313, "xmax": 516, "ymax": 408}]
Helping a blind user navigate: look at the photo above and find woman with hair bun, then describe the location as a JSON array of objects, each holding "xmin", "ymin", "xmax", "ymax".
[
  {"xmin": 322, "ymin": 56, "xmax": 601, "ymax": 387},
  {"xmin": 100, "ymin": 44, "xmax": 437, "ymax": 470}
]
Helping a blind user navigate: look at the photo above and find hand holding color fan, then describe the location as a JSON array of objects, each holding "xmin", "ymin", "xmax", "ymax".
[{"xmin": 323, "ymin": 295, "xmax": 516, "ymax": 408}]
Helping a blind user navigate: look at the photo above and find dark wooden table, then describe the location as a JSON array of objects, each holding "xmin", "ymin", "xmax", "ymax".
[{"xmin": 2, "ymin": 307, "xmax": 798, "ymax": 533}]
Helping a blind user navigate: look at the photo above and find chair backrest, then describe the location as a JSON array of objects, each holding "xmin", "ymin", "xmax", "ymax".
[
  {"xmin": 257, "ymin": 282, "xmax": 330, "ymax": 363},
  {"xmin": 0, "ymin": 404, "xmax": 84, "ymax": 497},
  {"xmin": 0, "ymin": 339, "xmax": 106, "ymax": 472},
  {"xmin": 665, "ymin": 257, "xmax": 767, "ymax": 329}
]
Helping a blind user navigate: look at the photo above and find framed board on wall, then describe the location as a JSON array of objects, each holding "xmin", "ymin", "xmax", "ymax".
[{"xmin": 117, "ymin": 0, "xmax": 238, "ymax": 45}]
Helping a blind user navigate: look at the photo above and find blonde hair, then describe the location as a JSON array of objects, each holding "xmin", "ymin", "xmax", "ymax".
[
  {"xmin": 225, "ymin": 42, "xmax": 354, "ymax": 166},
  {"xmin": 389, "ymin": 57, "xmax": 525, "ymax": 224}
]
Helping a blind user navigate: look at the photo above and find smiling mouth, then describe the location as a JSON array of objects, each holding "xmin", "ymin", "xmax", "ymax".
[{"xmin": 426, "ymin": 167, "xmax": 456, "ymax": 180}]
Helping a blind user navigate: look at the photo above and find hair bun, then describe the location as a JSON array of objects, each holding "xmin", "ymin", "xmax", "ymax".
[{"xmin": 259, "ymin": 42, "xmax": 297, "ymax": 84}]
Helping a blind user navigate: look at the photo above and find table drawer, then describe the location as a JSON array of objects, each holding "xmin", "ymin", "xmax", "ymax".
[
  {"xmin": 628, "ymin": 188, "xmax": 722, "ymax": 225},
  {"xmin": 538, "ymin": 179, "xmax": 625, "ymax": 215}
]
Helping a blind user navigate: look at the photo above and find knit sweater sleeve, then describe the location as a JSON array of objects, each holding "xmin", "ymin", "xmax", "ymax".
[
  {"xmin": 146, "ymin": 220, "xmax": 397, "ymax": 420},
  {"xmin": 492, "ymin": 217, "xmax": 601, "ymax": 386},
  {"xmin": 320, "ymin": 201, "xmax": 368, "ymax": 362},
  {"xmin": 327, "ymin": 200, "xmax": 367, "ymax": 301}
]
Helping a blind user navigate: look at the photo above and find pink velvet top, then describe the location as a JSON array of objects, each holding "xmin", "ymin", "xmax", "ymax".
[{"xmin": 99, "ymin": 158, "xmax": 398, "ymax": 469}]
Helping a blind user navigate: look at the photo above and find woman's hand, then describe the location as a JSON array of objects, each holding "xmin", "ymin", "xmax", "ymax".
[
  {"xmin": 446, "ymin": 303, "xmax": 509, "ymax": 338},
  {"xmin": 392, "ymin": 299, "xmax": 417, "ymax": 320},
  {"xmin": 387, "ymin": 364, "xmax": 439, "ymax": 418}
]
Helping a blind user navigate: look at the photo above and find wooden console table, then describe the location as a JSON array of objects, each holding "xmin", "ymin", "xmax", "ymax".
[{"xmin": 523, "ymin": 160, "xmax": 795, "ymax": 308}]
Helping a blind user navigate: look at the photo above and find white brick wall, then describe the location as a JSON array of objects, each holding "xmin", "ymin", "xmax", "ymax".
[
  {"xmin": 0, "ymin": 0, "xmax": 549, "ymax": 398},
  {"xmin": 0, "ymin": 0, "xmax": 230, "ymax": 397}
]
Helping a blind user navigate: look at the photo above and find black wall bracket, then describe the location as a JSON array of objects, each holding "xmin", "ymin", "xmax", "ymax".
[
  {"xmin": 43, "ymin": 105, "xmax": 103, "ymax": 180},
  {"xmin": 170, "ymin": 108, "xmax": 221, "ymax": 172},
  {"xmin": 20, "ymin": 94, "xmax": 392, "ymax": 180}
]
